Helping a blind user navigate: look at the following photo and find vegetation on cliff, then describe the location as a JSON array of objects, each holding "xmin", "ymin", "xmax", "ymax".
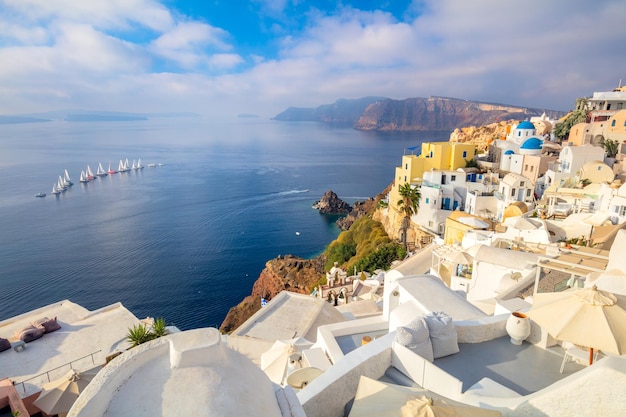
[
  {"xmin": 553, "ymin": 98, "xmax": 588, "ymax": 140},
  {"xmin": 219, "ymin": 210, "xmax": 404, "ymax": 334}
]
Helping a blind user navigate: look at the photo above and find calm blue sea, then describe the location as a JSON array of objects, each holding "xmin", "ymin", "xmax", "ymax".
[{"xmin": 0, "ymin": 118, "xmax": 449, "ymax": 330}]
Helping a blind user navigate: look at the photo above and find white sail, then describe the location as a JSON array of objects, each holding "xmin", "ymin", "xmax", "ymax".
[
  {"xmin": 52, "ymin": 183, "xmax": 60, "ymax": 194},
  {"xmin": 131, "ymin": 159, "xmax": 137, "ymax": 170},
  {"xmin": 96, "ymin": 162, "xmax": 107, "ymax": 176},
  {"xmin": 86, "ymin": 165, "xmax": 95, "ymax": 178},
  {"xmin": 57, "ymin": 176, "xmax": 66, "ymax": 191},
  {"xmin": 118, "ymin": 159, "xmax": 125, "ymax": 171},
  {"xmin": 124, "ymin": 158, "xmax": 130, "ymax": 170},
  {"xmin": 79, "ymin": 170, "xmax": 88, "ymax": 183},
  {"xmin": 137, "ymin": 158, "xmax": 144, "ymax": 169},
  {"xmin": 64, "ymin": 169, "xmax": 73, "ymax": 186}
]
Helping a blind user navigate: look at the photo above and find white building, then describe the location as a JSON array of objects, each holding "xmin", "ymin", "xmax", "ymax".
[{"xmin": 544, "ymin": 144, "xmax": 606, "ymax": 190}]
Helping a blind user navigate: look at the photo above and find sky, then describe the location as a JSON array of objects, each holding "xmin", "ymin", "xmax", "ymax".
[{"xmin": 1, "ymin": 0, "xmax": 625, "ymax": 119}]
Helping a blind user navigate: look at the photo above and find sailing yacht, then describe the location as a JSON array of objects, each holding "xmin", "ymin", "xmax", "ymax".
[
  {"xmin": 51, "ymin": 183, "xmax": 60, "ymax": 195},
  {"xmin": 64, "ymin": 169, "xmax": 73, "ymax": 186},
  {"xmin": 96, "ymin": 162, "xmax": 108, "ymax": 177},
  {"xmin": 136, "ymin": 158, "xmax": 144, "ymax": 169},
  {"xmin": 107, "ymin": 162, "xmax": 117, "ymax": 175},
  {"xmin": 57, "ymin": 176, "xmax": 67, "ymax": 192},
  {"xmin": 86, "ymin": 165, "xmax": 96, "ymax": 180},
  {"xmin": 131, "ymin": 160, "xmax": 137, "ymax": 170},
  {"xmin": 79, "ymin": 170, "xmax": 88, "ymax": 183}
]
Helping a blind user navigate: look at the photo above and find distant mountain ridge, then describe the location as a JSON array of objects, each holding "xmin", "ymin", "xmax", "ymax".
[
  {"xmin": 274, "ymin": 96, "xmax": 566, "ymax": 131},
  {"xmin": 272, "ymin": 96, "xmax": 385, "ymax": 126}
]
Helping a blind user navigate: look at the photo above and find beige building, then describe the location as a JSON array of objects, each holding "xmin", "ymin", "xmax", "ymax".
[{"xmin": 605, "ymin": 109, "xmax": 626, "ymax": 143}]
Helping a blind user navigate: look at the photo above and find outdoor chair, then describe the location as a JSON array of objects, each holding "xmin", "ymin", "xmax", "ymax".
[{"xmin": 560, "ymin": 342, "xmax": 598, "ymax": 373}]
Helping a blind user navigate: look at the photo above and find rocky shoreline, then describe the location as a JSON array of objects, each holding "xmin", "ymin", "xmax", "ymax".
[{"xmin": 219, "ymin": 189, "xmax": 384, "ymax": 333}]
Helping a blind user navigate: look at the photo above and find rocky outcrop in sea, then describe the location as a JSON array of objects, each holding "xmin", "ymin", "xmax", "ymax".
[{"xmin": 312, "ymin": 190, "xmax": 352, "ymax": 214}]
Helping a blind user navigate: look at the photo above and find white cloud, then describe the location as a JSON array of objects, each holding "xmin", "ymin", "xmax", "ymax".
[
  {"xmin": 0, "ymin": 0, "xmax": 625, "ymax": 118},
  {"xmin": 2, "ymin": 0, "xmax": 173, "ymax": 32},
  {"xmin": 149, "ymin": 21, "xmax": 239, "ymax": 69}
]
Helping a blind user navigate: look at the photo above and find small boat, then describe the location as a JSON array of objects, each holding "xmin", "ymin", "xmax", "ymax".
[
  {"xmin": 136, "ymin": 158, "xmax": 144, "ymax": 169},
  {"xmin": 131, "ymin": 159, "xmax": 137, "ymax": 170},
  {"xmin": 63, "ymin": 169, "xmax": 73, "ymax": 186},
  {"xmin": 295, "ymin": 231, "xmax": 301, "ymax": 236},
  {"xmin": 86, "ymin": 165, "xmax": 96, "ymax": 180},
  {"xmin": 79, "ymin": 170, "xmax": 88, "ymax": 183},
  {"xmin": 96, "ymin": 162, "xmax": 108, "ymax": 177},
  {"xmin": 51, "ymin": 183, "xmax": 60, "ymax": 195},
  {"xmin": 35, "ymin": 192, "xmax": 46, "ymax": 198},
  {"xmin": 147, "ymin": 163, "xmax": 156, "ymax": 167},
  {"xmin": 125, "ymin": 158, "xmax": 130, "ymax": 171},
  {"xmin": 106, "ymin": 162, "xmax": 117, "ymax": 175}
]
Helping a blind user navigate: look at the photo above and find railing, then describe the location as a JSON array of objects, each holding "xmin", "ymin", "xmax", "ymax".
[{"xmin": 14, "ymin": 350, "xmax": 102, "ymax": 394}]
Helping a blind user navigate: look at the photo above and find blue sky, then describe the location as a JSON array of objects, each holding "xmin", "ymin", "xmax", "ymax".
[{"xmin": 1, "ymin": 0, "xmax": 625, "ymax": 119}]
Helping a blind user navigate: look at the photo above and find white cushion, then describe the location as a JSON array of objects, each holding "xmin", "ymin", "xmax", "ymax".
[
  {"xmin": 394, "ymin": 316, "xmax": 434, "ymax": 362},
  {"xmin": 424, "ymin": 312, "xmax": 459, "ymax": 359}
]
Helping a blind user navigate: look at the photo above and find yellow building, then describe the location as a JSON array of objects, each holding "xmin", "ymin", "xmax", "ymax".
[
  {"xmin": 386, "ymin": 142, "xmax": 477, "ymax": 242},
  {"xmin": 443, "ymin": 210, "xmax": 492, "ymax": 245}
]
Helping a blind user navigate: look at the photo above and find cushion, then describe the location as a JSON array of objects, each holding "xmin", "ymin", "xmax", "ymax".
[
  {"xmin": 394, "ymin": 316, "xmax": 434, "ymax": 362},
  {"xmin": 32, "ymin": 316, "xmax": 61, "ymax": 333},
  {"xmin": 424, "ymin": 312, "xmax": 459, "ymax": 359},
  {"xmin": 0, "ymin": 338, "xmax": 10, "ymax": 352},
  {"xmin": 16, "ymin": 326, "xmax": 45, "ymax": 343}
]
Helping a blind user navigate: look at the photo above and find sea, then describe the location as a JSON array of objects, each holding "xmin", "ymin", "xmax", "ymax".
[{"xmin": 0, "ymin": 117, "xmax": 449, "ymax": 330}]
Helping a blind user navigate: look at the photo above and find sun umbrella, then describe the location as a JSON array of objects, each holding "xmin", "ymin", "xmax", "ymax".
[
  {"xmin": 33, "ymin": 366, "xmax": 100, "ymax": 415},
  {"xmin": 527, "ymin": 286, "xmax": 626, "ymax": 364},
  {"xmin": 348, "ymin": 376, "xmax": 500, "ymax": 417},
  {"xmin": 443, "ymin": 251, "xmax": 473, "ymax": 266},
  {"xmin": 261, "ymin": 337, "xmax": 313, "ymax": 384}
]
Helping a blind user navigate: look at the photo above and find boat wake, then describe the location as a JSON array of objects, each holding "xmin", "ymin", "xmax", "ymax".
[{"xmin": 277, "ymin": 189, "xmax": 309, "ymax": 196}]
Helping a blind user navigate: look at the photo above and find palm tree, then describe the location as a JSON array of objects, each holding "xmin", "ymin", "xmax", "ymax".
[{"xmin": 397, "ymin": 182, "xmax": 420, "ymax": 249}]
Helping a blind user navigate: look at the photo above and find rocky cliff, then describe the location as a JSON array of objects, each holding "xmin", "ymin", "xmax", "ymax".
[
  {"xmin": 273, "ymin": 96, "xmax": 564, "ymax": 132},
  {"xmin": 354, "ymin": 97, "xmax": 563, "ymax": 131},
  {"xmin": 448, "ymin": 120, "xmax": 514, "ymax": 153},
  {"xmin": 272, "ymin": 97, "xmax": 384, "ymax": 125},
  {"xmin": 219, "ymin": 254, "xmax": 325, "ymax": 334}
]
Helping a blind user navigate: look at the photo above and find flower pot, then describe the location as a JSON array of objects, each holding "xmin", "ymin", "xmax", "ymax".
[{"xmin": 505, "ymin": 312, "xmax": 531, "ymax": 345}]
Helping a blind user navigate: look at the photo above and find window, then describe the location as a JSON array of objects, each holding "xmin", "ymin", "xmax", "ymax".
[
  {"xmin": 429, "ymin": 151, "xmax": 433, "ymax": 158},
  {"xmin": 520, "ymin": 181, "xmax": 525, "ymax": 187},
  {"xmin": 612, "ymin": 120, "xmax": 616, "ymax": 127},
  {"xmin": 428, "ymin": 221, "xmax": 433, "ymax": 227},
  {"xmin": 462, "ymin": 151, "xmax": 467, "ymax": 158},
  {"xmin": 530, "ymin": 166, "xmax": 534, "ymax": 172},
  {"xmin": 442, "ymin": 175, "xmax": 447, "ymax": 185},
  {"xmin": 621, "ymin": 206, "xmax": 626, "ymax": 216},
  {"xmin": 425, "ymin": 197, "xmax": 430, "ymax": 204},
  {"xmin": 525, "ymin": 164, "xmax": 529, "ymax": 171},
  {"xmin": 598, "ymin": 166, "xmax": 602, "ymax": 171},
  {"xmin": 451, "ymin": 175, "xmax": 456, "ymax": 181},
  {"xmin": 511, "ymin": 188, "xmax": 515, "ymax": 197},
  {"xmin": 526, "ymin": 189, "xmax": 531, "ymax": 197}
]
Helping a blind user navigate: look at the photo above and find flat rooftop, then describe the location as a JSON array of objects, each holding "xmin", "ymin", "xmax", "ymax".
[
  {"xmin": 0, "ymin": 300, "xmax": 143, "ymax": 397},
  {"xmin": 231, "ymin": 291, "xmax": 346, "ymax": 342},
  {"xmin": 434, "ymin": 336, "xmax": 583, "ymax": 395}
]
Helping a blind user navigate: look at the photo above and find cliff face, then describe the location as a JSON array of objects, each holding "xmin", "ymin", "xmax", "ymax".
[
  {"xmin": 272, "ymin": 96, "xmax": 565, "ymax": 132},
  {"xmin": 448, "ymin": 121, "xmax": 513, "ymax": 153},
  {"xmin": 354, "ymin": 97, "xmax": 564, "ymax": 131},
  {"xmin": 219, "ymin": 255, "xmax": 325, "ymax": 333},
  {"xmin": 272, "ymin": 97, "xmax": 385, "ymax": 125}
]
